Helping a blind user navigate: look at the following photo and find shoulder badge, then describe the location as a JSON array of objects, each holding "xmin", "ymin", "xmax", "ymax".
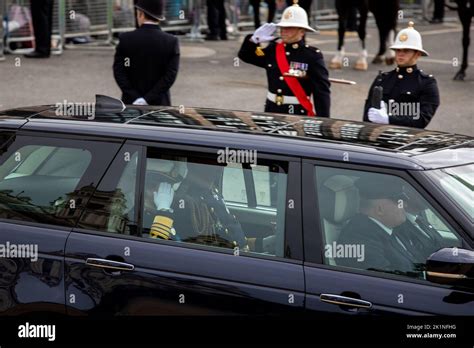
[{"xmin": 255, "ymin": 46, "xmax": 265, "ymax": 57}]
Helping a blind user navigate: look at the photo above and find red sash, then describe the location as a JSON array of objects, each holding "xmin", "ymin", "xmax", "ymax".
[{"xmin": 275, "ymin": 42, "xmax": 316, "ymax": 116}]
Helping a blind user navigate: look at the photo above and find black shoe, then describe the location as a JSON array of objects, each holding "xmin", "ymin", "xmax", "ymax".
[
  {"xmin": 429, "ymin": 18, "xmax": 443, "ymax": 24},
  {"xmin": 220, "ymin": 35, "xmax": 228, "ymax": 41},
  {"xmin": 24, "ymin": 51, "xmax": 50, "ymax": 58},
  {"xmin": 204, "ymin": 34, "xmax": 220, "ymax": 41}
]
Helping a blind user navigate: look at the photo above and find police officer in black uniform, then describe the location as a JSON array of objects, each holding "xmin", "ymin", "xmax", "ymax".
[
  {"xmin": 364, "ymin": 22, "xmax": 440, "ymax": 129},
  {"xmin": 113, "ymin": 0, "xmax": 179, "ymax": 106},
  {"xmin": 25, "ymin": 0, "xmax": 54, "ymax": 58},
  {"xmin": 238, "ymin": 2, "xmax": 330, "ymax": 117}
]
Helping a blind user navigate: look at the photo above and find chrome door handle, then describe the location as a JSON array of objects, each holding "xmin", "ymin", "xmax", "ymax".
[
  {"xmin": 85, "ymin": 258, "xmax": 135, "ymax": 271},
  {"xmin": 320, "ymin": 293, "xmax": 372, "ymax": 309}
]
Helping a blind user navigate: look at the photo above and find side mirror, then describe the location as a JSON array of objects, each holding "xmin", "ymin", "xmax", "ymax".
[{"xmin": 426, "ymin": 248, "xmax": 474, "ymax": 288}]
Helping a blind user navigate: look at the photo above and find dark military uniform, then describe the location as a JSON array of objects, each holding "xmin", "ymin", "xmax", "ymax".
[
  {"xmin": 363, "ymin": 65, "xmax": 440, "ymax": 128},
  {"xmin": 238, "ymin": 35, "xmax": 331, "ymax": 117},
  {"xmin": 146, "ymin": 186, "xmax": 248, "ymax": 249}
]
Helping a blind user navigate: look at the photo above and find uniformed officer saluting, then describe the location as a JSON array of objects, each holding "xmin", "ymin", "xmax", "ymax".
[
  {"xmin": 364, "ymin": 22, "xmax": 440, "ymax": 128},
  {"xmin": 238, "ymin": 1, "xmax": 330, "ymax": 117}
]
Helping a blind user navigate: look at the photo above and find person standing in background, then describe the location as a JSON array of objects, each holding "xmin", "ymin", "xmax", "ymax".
[
  {"xmin": 364, "ymin": 22, "xmax": 439, "ymax": 128},
  {"xmin": 430, "ymin": 0, "xmax": 445, "ymax": 23},
  {"xmin": 205, "ymin": 0, "xmax": 228, "ymax": 40},
  {"xmin": 250, "ymin": 0, "xmax": 276, "ymax": 29},
  {"xmin": 239, "ymin": 2, "xmax": 330, "ymax": 117},
  {"xmin": 286, "ymin": 0, "xmax": 312, "ymax": 23},
  {"xmin": 113, "ymin": 0, "xmax": 179, "ymax": 106},
  {"xmin": 25, "ymin": 0, "xmax": 53, "ymax": 58}
]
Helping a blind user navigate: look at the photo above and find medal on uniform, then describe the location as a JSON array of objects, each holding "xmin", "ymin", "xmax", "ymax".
[
  {"xmin": 283, "ymin": 61, "xmax": 308, "ymax": 78},
  {"xmin": 255, "ymin": 45, "xmax": 265, "ymax": 56}
]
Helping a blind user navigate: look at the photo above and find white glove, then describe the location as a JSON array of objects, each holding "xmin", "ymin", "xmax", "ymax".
[
  {"xmin": 368, "ymin": 101, "xmax": 389, "ymax": 124},
  {"xmin": 133, "ymin": 97, "xmax": 148, "ymax": 106},
  {"xmin": 250, "ymin": 23, "xmax": 277, "ymax": 44},
  {"xmin": 154, "ymin": 182, "xmax": 174, "ymax": 212}
]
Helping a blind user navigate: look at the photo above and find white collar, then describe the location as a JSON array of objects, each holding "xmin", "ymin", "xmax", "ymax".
[{"xmin": 368, "ymin": 217, "xmax": 393, "ymax": 236}]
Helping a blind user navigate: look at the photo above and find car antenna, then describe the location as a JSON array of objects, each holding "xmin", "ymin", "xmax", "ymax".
[{"xmin": 95, "ymin": 95, "xmax": 126, "ymax": 114}]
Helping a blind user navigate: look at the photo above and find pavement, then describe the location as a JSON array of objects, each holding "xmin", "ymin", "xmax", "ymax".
[{"xmin": 0, "ymin": 18, "xmax": 473, "ymax": 136}]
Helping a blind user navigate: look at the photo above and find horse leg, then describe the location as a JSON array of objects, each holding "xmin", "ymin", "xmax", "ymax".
[
  {"xmin": 454, "ymin": 3, "xmax": 471, "ymax": 80},
  {"xmin": 354, "ymin": 0, "xmax": 369, "ymax": 70},
  {"xmin": 385, "ymin": 0, "xmax": 399, "ymax": 65},
  {"xmin": 330, "ymin": 0, "xmax": 347, "ymax": 69},
  {"xmin": 373, "ymin": 19, "xmax": 388, "ymax": 64},
  {"xmin": 371, "ymin": 6, "xmax": 387, "ymax": 64},
  {"xmin": 385, "ymin": 29, "xmax": 396, "ymax": 65}
]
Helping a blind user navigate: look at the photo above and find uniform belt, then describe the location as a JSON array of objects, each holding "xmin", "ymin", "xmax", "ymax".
[{"xmin": 267, "ymin": 92, "xmax": 300, "ymax": 105}]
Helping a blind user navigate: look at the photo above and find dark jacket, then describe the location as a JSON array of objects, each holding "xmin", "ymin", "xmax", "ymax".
[
  {"xmin": 363, "ymin": 65, "xmax": 440, "ymax": 128},
  {"xmin": 238, "ymin": 35, "xmax": 331, "ymax": 117},
  {"xmin": 392, "ymin": 217, "xmax": 443, "ymax": 263},
  {"xmin": 337, "ymin": 214, "xmax": 416, "ymax": 275},
  {"xmin": 113, "ymin": 24, "xmax": 180, "ymax": 106}
]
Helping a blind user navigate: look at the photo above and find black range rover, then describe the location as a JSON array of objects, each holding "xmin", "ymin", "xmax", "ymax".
[{"xmin": 0, "ymin": 101, "xmax": 472, "ymax": 316}]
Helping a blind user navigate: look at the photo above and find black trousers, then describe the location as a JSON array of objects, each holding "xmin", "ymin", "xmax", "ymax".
[
  {"xmin": 207, "ymin": 0, "xmax": 227, "ymax": 38},
  {"xmin": 31, "ymin": 0, "xmax": 53, "ymax": 55},
  {"xmin": 250, "ymin": 0, "xmax": 276, "ymax": 29},
  {"xmin": 285, "ymin": 0, "xmax": 312, "ymax": 22},
  {"xmin": 433, "ymin": 0, "xmax": 445, "ymax": 20}
]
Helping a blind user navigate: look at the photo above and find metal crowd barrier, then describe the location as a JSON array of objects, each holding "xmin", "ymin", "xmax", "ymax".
[
  {"xmin": 3, "ymin": 0, "xmax": 62, "ymax": 54},
  {"xmin": 112, "ymin": 0, "xmax": 194, "ymax": 35},
  {"xmin": 0, "ymin": 0, "xmax": 450, "ymax": 55},
  {"xmin": 0, "ymin": 0, "xmax": 5, "ymax": 60},
  {"xmin": 63, "ymin": 0, "xmax": 111, "ymax": 44}
]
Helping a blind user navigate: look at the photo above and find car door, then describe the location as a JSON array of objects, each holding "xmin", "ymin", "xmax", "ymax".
[
  {"xmin": 302, "ymin": 160, "xmax": 474, "ymax": 316},
  {"xmin": 0, "ymin": 132, "xmax": 121, "ymax": 315},
  {"xmin": 65, "ymin": 140, "xmax": 305, "ymax": 315}
]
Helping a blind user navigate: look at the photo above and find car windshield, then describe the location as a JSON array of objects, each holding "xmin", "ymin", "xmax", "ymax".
[{"xmin": 426, "ymin": 164, "xmax": 474, "ymax": 221}]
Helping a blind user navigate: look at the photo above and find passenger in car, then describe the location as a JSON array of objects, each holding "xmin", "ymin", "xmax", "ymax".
[
  {"xmin": 337, "ymin": 176, "xmax": 418, "ymax": 276},
  {"xmin": 143, "ymin": 158, "xmax": 188, "ymax": 241},
  {"xmin": 172, "ymin": 164, "xmax": 249, "ymax": 250},
  {"xmin": 145, "ymin": 158, "xmax": 250, "ymax": 251}
]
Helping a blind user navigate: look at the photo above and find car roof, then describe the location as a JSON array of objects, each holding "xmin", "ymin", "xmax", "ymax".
[{"xmin": 0, "ymin": 105, "xmax": 472, "ymax": 170}]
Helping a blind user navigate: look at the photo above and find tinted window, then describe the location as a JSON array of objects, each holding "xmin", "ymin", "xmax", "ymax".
[
  {"xmin": 314, "ymin": 166, "xmax": 463, "ymax": 280},
  {"xmin": 139, "ymin": 148, "xmax": 288, "ymax": 257},
  {"xmin": 78, "ymin": 145, "xmax": 141, "ymax": 234},
  {"xmin": 426, "ymin": 164, "xmax": 474, "ymax": 221},
  {"xmin": 0, "ymin": 132, "xmax": 14, "ymax": 151},
  {"xmin": 0, "ymin": 135, "xmax": 121, "ymax": 227},
  {"xmin": 222, "ymin": 163, "xmax": 248, "ymax": 204}
]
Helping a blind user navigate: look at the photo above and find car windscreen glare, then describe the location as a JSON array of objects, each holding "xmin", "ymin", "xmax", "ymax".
[{"xmin": 427, "ymin": 164, "xmax": 474, "ymax": 221}]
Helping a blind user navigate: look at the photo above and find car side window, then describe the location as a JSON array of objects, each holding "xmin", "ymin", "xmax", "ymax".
[
  {"xmin": 0, "ymin": 135, "xmax": 120, "ymax": 227},
  {"xmin": 141, "ymin": 148, "xmax": 288, "ymax": 257},
  {"xmin": 78, "ymin": 145, "xmax": 141, "ymax": 234},
  {"xmin": 222, "ymin": 162, "xmax": 248, "ymax": 204},
  {"xmin": 314, "ymin": 166, "xmax": 463, "ymax": 280}
]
